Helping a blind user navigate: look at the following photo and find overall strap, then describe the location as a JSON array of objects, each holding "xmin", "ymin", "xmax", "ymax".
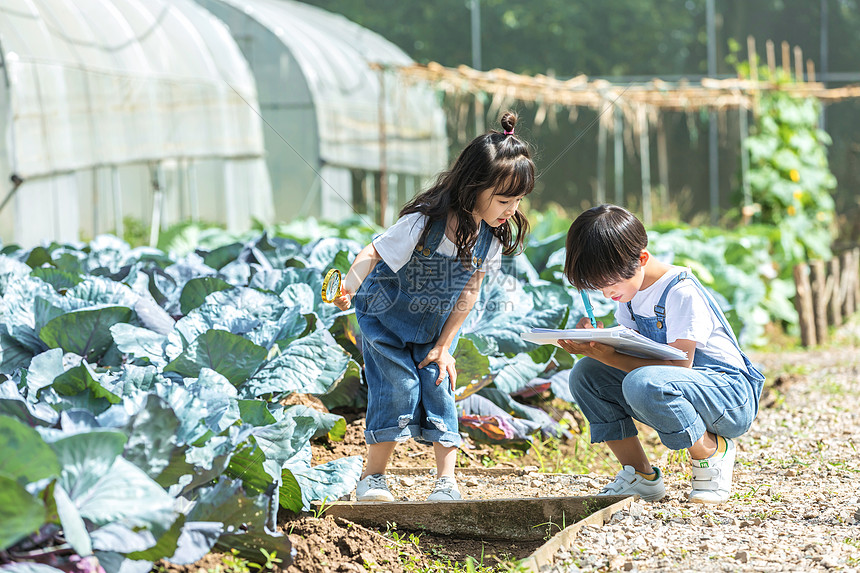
[
  {"xmin": 414, "ymin": 216, "xmax": 447, "ymax": 255},
  {"xmin": 625, "ymin": 270, "xmax": 688, "ymax": 327},
  {"xmin": 470, "ymin": 221, "xmax": 493, "ymax": 269},
  {"xmin": 653, "ymin": 271, "xmax": 688, "ymax": 329},
  {"xmin": 686, "ymin": 273, "xmax": 743, "ymax": 348}
]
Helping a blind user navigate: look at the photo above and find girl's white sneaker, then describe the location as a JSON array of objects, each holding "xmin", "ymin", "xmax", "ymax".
[{"xmin": 356, "ymin": 473, "xmax": 394, "ymax": 502}]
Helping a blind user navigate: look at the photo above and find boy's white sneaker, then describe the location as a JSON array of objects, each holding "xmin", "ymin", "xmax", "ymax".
[
  {"xmin": 598, "ymin": 465, "xmax": 666, "ymax": 502},
  {"xmin": 689, "ymin": 436, "xmax": 736, "ymax": 504},
  {"xmin": 356, "ymin": 473, "xmax": 394, "ymax": 502},
  {"xmin": 426, "ymin": 476, "xmax": 461, "ymax": 501}
]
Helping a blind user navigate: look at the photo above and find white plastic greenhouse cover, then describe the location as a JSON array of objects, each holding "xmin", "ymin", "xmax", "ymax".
[
  {"xmin": 210, "ymin": 0, "xmax": 448, "ymax": 176},
  {"xmin": 0, "ymin": 0, "xmax": 268, "ymax": 177}
]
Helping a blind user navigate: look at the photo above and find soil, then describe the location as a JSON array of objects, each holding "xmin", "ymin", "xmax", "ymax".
[{"xmin": 155, "ymin": 317, "xmax": 860, "ymax": 573}]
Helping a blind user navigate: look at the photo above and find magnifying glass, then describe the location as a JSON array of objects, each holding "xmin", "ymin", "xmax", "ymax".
[{"xmin": 321, "ymin": 269, "xmax": 342, "ymax": 303}]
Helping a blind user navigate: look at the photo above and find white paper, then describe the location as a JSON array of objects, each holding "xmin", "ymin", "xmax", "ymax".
[{"xmin": 521, "ymin": 326, "xmax": 688, "ymax": 360}]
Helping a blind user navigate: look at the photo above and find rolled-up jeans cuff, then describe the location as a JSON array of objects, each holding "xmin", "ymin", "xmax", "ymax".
[
  {"xmin": 365, "ymin": 424, "xmax": 419, "ymax": 444},
  {"xmin": 657, "ymin": 418, "xmax": 706, "ymax": 451},
  {"xmin": 420, "ymin": 429, "xmax": 462, "ymax": 448},
  {"xmin": 589, "ymin": 418, "xmax": 638, "ymax": 444}
]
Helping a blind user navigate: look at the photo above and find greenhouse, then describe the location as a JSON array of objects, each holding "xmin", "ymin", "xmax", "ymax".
[
  {"xmin": 0, "ymin": 0, "xmax": 273, "ymax": 247},
  {"xmin": 192, "ymin": 0, "xmax": 449, "ymax": 226}
]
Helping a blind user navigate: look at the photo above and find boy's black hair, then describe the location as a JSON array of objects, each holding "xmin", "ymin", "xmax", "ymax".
[
  {"xmin": 564, "ymin": 204, "xmax": 648, "ymax": 290},
  {"xmin": 400, "ymin": 111, "xmax": 535, "ymax": 262}
]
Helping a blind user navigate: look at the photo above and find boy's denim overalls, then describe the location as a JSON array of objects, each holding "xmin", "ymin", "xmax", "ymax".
[
  {"xmin": 355, "ymin": 218, "xmax": 493, "ymax": 447},
  {"xmin": 569, "ymin": 271, "xmax": 766, "ymax": 450}
]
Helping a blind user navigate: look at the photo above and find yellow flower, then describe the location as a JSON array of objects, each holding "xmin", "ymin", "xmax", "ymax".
[
  {"xmin": 789, "ymin": 169, "xmax": 800, "ymax": 182},
  {"xmin": 787, "ymin": 205, "xmax": 797, "ymax": 216},
  {"xmin": 816, "ymin": 212, "xmax": 828, "ymax": 222},
  {"xmin": 793, "ymin": 190, "xmax": 803, "ymax": 200}
]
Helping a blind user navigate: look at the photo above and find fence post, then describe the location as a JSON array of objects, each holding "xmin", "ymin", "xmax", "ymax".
[
  {"xmin": 842, "ymin": 249, "xmax": 859, "ymax": 318},
  {"xmin": 810, "ymin": 260, "xmax": 828, "ymax": 344},
  {"xmin": 827, "ymin": 256, "xmax": 842, "ymax": 327},
  {"xmin": 793, "ymin": 263, "xmax": 817, "ymax": 347}
]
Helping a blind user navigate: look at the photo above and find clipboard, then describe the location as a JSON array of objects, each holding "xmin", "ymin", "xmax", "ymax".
[{"xmin": 521, "ymin": 326, "xmax": 688, "ymax": 360}]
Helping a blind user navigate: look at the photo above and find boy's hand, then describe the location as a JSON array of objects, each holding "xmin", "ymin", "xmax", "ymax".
[
  {"xmin": 418, "ymin": 346, "xmax": 456, "ymax": 391},
  {"xmin": 557, "ymin": 339, "xmax": 615, "ymax": 362},
  {"xmin": 332, "ymin": 287, "xmax": 354, "ymax": 311},
  {"xmin": 575, "ymin": 317, "xmax": 604, "ymax": 329}
]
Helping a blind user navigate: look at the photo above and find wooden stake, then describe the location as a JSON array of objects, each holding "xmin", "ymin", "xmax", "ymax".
[
  {"xmin": 810, "ymin": 260, "xmax": 828, "ymax": 344},
  {"xmin": 793, "ymin": 263, "xmax": 817, "ymax": 347},
  {"xmin": 807, "ymin": 59, "xmax": 816, "ymax": 83},
  {"xmin": 766, "ymin": 40, "xmax": 776, "ymax": 78},
  {"xmin": 781, "ymin": 41, "xmax": 791, "ymax": 79},
  {"xmin": 794, "ymin": 46, "xmax": 804, "ymax": 82},
  {"xmin": 747, "ymin": 36, "xmax": 758, "ymax": 84}
]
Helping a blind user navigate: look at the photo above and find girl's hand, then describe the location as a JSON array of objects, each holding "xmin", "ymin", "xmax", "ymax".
[
  {"xmin": 557, "ymin": 339, "xmax": 615, "ymax": 362},
  {"xmin": 575, "ymin": 316, "xmax": 604, "ymax": 329},
  {"xmin": 418, "ymin": 346, "xmax": 456, "ymax": 391},
  {"xmin": 332, "ymin": 287, "xmax": 354, "ymax": 311}
]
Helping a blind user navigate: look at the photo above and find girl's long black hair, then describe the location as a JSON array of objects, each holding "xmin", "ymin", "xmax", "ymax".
[{"xmin": 400, "ymin": 111, "xmax": 535, "ymax": 264}]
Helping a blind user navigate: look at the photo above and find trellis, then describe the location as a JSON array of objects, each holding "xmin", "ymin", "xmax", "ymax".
[{"xmin": 376, "ymin": 39, "xmax": 860, "ymax": 225}]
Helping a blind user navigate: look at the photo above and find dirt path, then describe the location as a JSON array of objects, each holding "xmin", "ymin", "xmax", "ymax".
[
  {"xmin": 263, "ymin": 318, "xmax": 860, "ymax": 572},
  {"xmin": 546, "ymin": 318, "xmax": 860, "ymax": 572}
]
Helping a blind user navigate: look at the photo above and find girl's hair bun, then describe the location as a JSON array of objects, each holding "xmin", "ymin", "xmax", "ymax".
[{"xmin": 500, "ymin": 111, "xmax": 518, "ymax": 134}]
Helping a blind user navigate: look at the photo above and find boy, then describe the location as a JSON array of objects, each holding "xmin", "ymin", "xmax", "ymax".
[{"xmin": 560, "ymin": 205, "xmax": 764, "ymax": 503}]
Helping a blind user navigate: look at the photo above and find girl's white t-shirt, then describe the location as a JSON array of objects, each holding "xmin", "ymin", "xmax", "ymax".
[
  {"xmin": 373, "ymin": 212, "xmax": 503, "ymax": 274},
  {"xmin": 615, "ymin": 266, "xmax": 746, "ymax": 370}
]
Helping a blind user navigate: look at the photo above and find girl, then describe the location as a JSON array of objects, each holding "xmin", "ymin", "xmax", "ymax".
[
  {"xmin": 333, "ymin": 112, "xmax": 535, "ymax": 502},
  {"xmin": 561, "ymin": 205, "xmax": 765, "ymax": 504}
]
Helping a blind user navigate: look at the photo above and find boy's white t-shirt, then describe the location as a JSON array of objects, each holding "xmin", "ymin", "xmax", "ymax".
[
  {"xmin": 373, "ymin": 212, "xmax": 503, "ymax": 274},
  {"xmin": 615, "ymin": 266, "xmax": 746, "ymax": 370}
]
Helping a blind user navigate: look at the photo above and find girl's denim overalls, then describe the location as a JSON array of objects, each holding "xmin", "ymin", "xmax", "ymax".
[
  {"xmin": 354, "ymin": 217, "xmax": 493, "ymax": 447},
  {"xmin": 569, "ymin": 270, "xmax": 766, "ymax": 450}
]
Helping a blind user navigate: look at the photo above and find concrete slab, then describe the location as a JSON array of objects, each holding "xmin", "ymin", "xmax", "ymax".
[{"xmin": 313, "ymin": 495, "xmax": 630, "ymax": 541}]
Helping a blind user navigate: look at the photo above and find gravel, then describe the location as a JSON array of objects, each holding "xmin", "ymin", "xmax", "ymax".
[{"xmin": 545, "ymin": 318, "xmax": 860, "ymax": 572}]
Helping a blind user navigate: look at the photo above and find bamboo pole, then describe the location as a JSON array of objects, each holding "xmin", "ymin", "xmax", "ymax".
[
  {"xmin": 614, "ymin": 106, "xmax": 624, "ymax": 205},
  {"xmin": 638, "ymin": 107, "xmax": 652, "ymax": 225},
  {"xmin": 597, "ymin": 104, "xmax": 607, "ymax": 205},
  {"xmin": 739, "ymin": 107, "xmax": 751, "ymax": 213},
  {"xmin": 657, "ymin": 116, "xmax": 669, "ymax": 215}
]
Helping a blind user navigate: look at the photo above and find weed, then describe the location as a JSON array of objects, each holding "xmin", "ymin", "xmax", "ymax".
[
  {"xmin": 732, "ymin": 483, "xmax": 771, "ymax": 500},
  {"xmin": 309, "ymin": 496, "xmax": 333, "ymax": 519},
  {"xmin": 218, "ymin": 549, "xmax": 251, "ymax": 573},
  {"xmin": 249, "ymin": 549, "xmax": 282, "ymax": 571},
  {"xmin": 532, "ymin": 512, "xmax": 568, "ymax": 540},
  {"xmin": 382, "ymin": 522, "xmax": 524, "ymax": 572}
]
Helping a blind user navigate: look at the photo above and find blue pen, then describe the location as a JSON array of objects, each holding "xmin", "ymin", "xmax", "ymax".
[{"xmin": 580, "ymin": 290, "xmax": 598, "ymax": 328}]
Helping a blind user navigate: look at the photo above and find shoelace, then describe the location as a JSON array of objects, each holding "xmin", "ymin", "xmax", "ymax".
[
  {"xmin": 432, "ymin": 477, "xmax": 457, "ymax": 495},
  {"xmin": 365, "ymin": 474, "xmax": 389, "ymax": 491}
]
